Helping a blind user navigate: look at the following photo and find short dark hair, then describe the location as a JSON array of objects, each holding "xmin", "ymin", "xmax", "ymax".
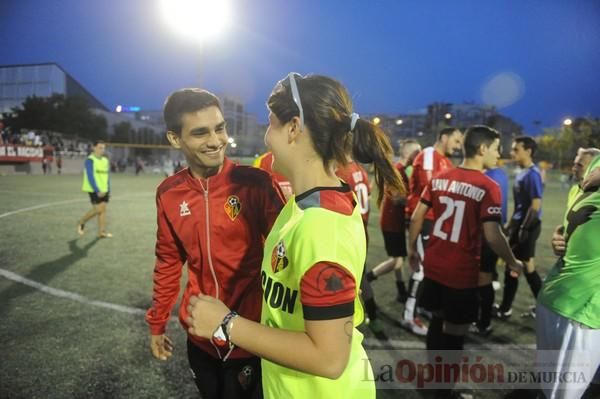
[
  {"xmin": 163, "ymin": 88, "xmax": 222, "ymax": 134},
  {"xmin": 463, "ymin": 125, "xmax": 500, "ymax": 158},
  {"xmin": 514, "ymin": 136, "xmax": 537, "ymax": 157},
  {"xmin": 438, "ymin": 127, "xmax": 460, "ymax": 141},
  {"xmin": 93, "ymin": 140, "xmax": 105, "ymax": 147}
]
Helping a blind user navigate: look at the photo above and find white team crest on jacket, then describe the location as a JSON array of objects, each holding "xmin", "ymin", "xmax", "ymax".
[{"xmin": 179, "ymin": 201, "xmax": 191, "ymax": 216}]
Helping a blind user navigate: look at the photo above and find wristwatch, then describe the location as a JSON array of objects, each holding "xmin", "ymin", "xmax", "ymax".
[{"xmin": 212, "ymin": 311, "xmax": 238, "ymax": 347}]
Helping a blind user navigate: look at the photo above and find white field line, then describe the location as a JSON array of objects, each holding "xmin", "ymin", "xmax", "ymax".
[
  {"xmin": 0, "ymin": 193, "xmax": 155, "ymax": 219},
  {"xmin": 0, "ymin": 267, "xmax": 145, "ymax": 315},
  {"xmin": 0, "ymin": 198, "xmax": 85, "ymax": 219}
]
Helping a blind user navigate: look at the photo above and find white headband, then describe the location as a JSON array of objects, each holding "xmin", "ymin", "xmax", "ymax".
[{"xmin": 350, "ymin": 112, "xmax": 360, "ymax": 131}]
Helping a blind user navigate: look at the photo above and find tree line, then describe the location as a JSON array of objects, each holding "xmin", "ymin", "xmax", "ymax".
[
  {"xmin": 537, "ymin": 118, "xmax": 600, "ymax": 169},
  {"xmin": 3, "ymin": 94, "xmax": 108, "ymax": 140},
  {"xmin": 2, "ymin": 94, "xmax": 166, "ymax": 146}
]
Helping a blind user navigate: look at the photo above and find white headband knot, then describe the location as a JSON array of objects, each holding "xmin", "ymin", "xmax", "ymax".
[{"xmin": 350, "ymin": 112, "xmax": 360, "ymax": 131}]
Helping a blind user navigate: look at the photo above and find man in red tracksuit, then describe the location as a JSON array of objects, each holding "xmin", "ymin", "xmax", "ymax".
[{"xmin": 145, "ymin": 88, "xmax": 285, "ymax": 399}]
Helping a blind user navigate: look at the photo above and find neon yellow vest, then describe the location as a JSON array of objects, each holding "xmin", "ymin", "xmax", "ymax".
[
  {"xmin": 260, "ymin": 194, "xmax": 375, "ymax": 399},
  {"xmin": 566, "ymin": 184, "xmax": 581, "ymax": 210},
  {"xmin": 82, "ymin": 155, "xmax": 109, "ymax": 193}
]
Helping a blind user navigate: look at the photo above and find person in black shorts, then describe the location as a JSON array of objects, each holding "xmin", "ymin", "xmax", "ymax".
[
  {"xmin": 366, "ymin": 139, "xmax": 421, "ymax": 304},
  {"xmin": 494, "ymin": 137, "xmax": 544, "ymax": 320},
  {"xmin": 77, "ymin": 141, "xmax": 112, "ymax": 238}
]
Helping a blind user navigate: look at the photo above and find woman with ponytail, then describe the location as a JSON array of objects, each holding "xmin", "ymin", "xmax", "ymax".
[{"xmin": 186, "ymin": 73, "xmax": 405, "ymax": 398}]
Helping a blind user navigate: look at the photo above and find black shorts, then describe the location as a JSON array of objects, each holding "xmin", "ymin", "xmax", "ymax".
[
  {"xmin": 508, "ymin": 220, "xmax": 541, "ymax": 262},
  {"xmin": 420, "ymin": 277, "xmax": 479, "ymax": 325},
  {"xmin": 187, "ymin": 340, "xmax": 262, "ymax": 399},
  {"xmin": 480, "ymin": 241, "xmax": 499, "ymax": 274},
  {"xmin": 89, "ymin": 192, "xmax": 110, "ymax": 204},
  {"xmin": 382, "ymin": 231, "xmax": 407, "ymax": 257}
]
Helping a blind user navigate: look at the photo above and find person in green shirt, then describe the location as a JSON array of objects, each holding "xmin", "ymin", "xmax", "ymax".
[
  {"xmin": 536, "ymin": 153, "xmax": 600, "ymax": 398},
  {"xmin": 185, "ymin": 73, "xmax": 406, "ymax": 398},
  {"xmin": 77, "ymin": 140, "xmax": 112, "ymax": 238}
]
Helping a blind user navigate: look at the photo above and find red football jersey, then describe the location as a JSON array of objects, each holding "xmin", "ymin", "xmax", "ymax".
[
  {"xmin": 420, "ymin": 167, "xmax": 502, "ymax": 289},
  {"xmin": 335, "ymin": 161, "xmax": 371, "ymax": 225},
  {"xmin": 407, "ymin": 147, "xmax": 454, "ymax": 220},
  {"xmin": 254, "ymin": 152, "xmax": 293, "ymax": 198},
  {"xmin": 380, "ymin": 162, "xmax": 409, "ymax": 232}
]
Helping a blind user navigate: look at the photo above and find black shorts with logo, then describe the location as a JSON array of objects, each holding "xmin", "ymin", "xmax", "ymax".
[
  {"xmin": 187, "ymin": 340, "xmax": 262, "ymax": 399},
  {"xmin": 89, "ymin": 192, "xmax": 110, "ymax": 204},
  {"xmin": 420, "ymin": 277, "xmax": 479, "ymax": 325},
  {"xmin": 382, "ymin": 231, "xmax": 407, "ymax": 257},
  {"xmin": 508, "ymin": 220, "xmax": 541, "ymax": 262}
]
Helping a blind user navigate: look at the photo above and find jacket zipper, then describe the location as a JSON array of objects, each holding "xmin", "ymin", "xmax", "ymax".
[
  {"xmin": 200, "ymin": 178, "xmax": 224, "ymax": 359},
  {"xmin": 203, "ymin": 179, "xmax": 220, "ymax": 300}
]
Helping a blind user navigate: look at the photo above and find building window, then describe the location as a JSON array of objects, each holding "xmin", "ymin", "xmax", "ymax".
[
  {"xmin": 34, "ymin": 83, "xmax": 51, "ymax": 97},
  {"xmin": 20, "ymin": 67, "xmax": 35, "ymax": 81},
  {"xmin": 4, "ymin": 68, "xmax": 17, "ymax": 81},
  {"xmin": 3, "ymin": 84, "xmax": 17, "ymax": 98},
  {"xmin": 37, "ymin": 65, "xmax": 52, "ymax": 81},
  {"xmin": 18, "ymin": 83, "xmax": 33, "ymax": 98}
]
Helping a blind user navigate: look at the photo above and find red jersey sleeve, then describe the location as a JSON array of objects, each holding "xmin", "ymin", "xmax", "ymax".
[
  {"xmin": 480, "ymin": 180, "xmax": 502, "ymax": 223},
  {"xmin": 407, "ymin": 154, "xmax": 427, "ymax": 216},
  {"xmin": 300, "ymin": 261, "xmax": 356, "ymax": 320},
  {"xmin": 145, "ymin": 195, "xmax": 186, "ymax": 335},
  {"xmin": 420, "ymin": 181, "xmax": 433, "ymax": 208}
]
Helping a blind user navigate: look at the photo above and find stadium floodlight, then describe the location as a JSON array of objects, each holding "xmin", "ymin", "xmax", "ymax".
[
  {"xmin": 158, "ymin": 0, "xmax": 232, "ymax": 44},
  {"xmin": 395, "ymin": 119, "xmax": 403, "ymax": 125},
  {"xmin": 563, "ymin": 118, "xmax": 573, "ymax": 126}
]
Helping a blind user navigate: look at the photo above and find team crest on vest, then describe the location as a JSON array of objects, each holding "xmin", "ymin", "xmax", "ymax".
[
  {"xmin": 271, "ymin": 240, "xmax": 289, "ymax": 273},
  {"xmin": 224, "ymin": 195, "xmax": 241, "ymax": 221}
]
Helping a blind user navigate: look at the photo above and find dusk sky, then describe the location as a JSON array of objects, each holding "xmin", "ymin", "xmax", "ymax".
[{"xmin": 2, "ymin": 0, "xmax": 599, "ymax": 134}]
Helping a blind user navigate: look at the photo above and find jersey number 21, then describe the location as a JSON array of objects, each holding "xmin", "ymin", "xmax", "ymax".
[{"xmin": 432, "ymin": 196, "xmax": 465, "ymax": 243}]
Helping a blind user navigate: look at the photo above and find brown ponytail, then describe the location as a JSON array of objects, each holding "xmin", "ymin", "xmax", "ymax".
[{"xmin": 352, "ymin": 118, "xmax": 406, "ymax": 206}]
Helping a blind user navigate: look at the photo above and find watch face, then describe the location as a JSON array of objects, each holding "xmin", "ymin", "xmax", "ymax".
[{"xmin": 212, "ymin": 327, "xmax": 228, "ymax": 347}]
